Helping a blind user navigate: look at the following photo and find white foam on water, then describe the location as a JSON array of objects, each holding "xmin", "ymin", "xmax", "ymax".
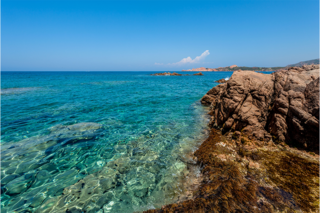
[{"xmin": 1, "ymin": 87, "xmax": 39, "ymax": 95}]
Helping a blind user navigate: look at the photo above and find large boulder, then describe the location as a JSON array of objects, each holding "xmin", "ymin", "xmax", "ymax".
[
  {"xmin": 268, "ymin": 66, "xmax": 319, "ymax": 151},
  {"xmin": 201, "ymin": 66, "xmax": 319, "ymax": 153}
]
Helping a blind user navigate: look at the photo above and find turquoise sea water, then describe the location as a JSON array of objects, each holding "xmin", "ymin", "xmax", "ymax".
[{"xmin": 1, "ymin": 71, "xmax": 233, "ymax": 213}]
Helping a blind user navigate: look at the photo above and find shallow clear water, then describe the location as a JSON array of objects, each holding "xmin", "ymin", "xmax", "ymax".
[{"xmin": 1, "ymin": 71, "xmax": 233, "ymax": 213}]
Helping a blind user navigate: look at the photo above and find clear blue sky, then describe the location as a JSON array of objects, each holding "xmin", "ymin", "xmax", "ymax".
[{"xmin": 2, "ymin": 0, "xmax": 319, "ymax": 71}]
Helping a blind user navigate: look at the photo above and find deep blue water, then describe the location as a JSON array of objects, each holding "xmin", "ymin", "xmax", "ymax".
[{"xmin": 1, "ymin": 71, "xmax": 233, "ymax": 212}]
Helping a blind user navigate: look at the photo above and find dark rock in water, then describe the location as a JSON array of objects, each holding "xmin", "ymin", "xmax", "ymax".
[
  {"xmin": 49, "ymin": 122, "xmax": 102, "ymax": 133},
  {"xmin": 151, "ymin": 72, "xmax": 183, "ymax": 76},
  {"xmin": 5, "ymin": 173, "xmax": 37, "ymax": 195},
  {"xmin": 1, "ymin": 174, "xmax": 20, "ymax": 185},
  {"xmin": 36, "ymin": 170, "xmax": 51, "ymax": 180},
  {"xmin": 215, "ymin": 78, "xmax": 227, "ymax": 83},
  {"xmin": 193, "ymin": 72, "xmax": 203, "ymax": 76},
  {"xmin": 30, "ymin": 193, "xmax": 47, "ymax": 208},
  {"xmin": 1, "ymin": 122, "xmax": 104, "ymax": 159},
  {"xmin": 0, "ymin": 122, "xmax": 104, "ymax": 207}
]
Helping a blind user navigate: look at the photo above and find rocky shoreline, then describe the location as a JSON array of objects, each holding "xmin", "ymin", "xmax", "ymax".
[
  {"xmin": 151, "ymin": 72, "xmax": 203, "ymax": 76},
  {"xmin": 145, "ymin": 65, "xmax": 320, "ymax": 212}
]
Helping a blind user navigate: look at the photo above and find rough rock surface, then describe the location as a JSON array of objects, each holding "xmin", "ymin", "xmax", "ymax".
[
  {"xmin": 193, "ymin": 72, "xmax": 204, "ymax": 76},
  {"xmin": 145, "ymin": 129, "xmax": 319, "ymax": 213},
  {"xmin": 201, "ymin": 65, "xmax": 320, "ymax": 153},
  {"xmin": 145, "ymin": 65, "xmax": 319, "ymax": 213}
]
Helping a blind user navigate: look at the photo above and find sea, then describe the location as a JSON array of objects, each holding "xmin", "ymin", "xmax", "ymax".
[{"xmin": 1, "ymin": 71, "xmax": 233, "ymax": 213}]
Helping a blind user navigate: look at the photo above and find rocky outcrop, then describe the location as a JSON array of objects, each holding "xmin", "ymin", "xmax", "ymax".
[
  {"xmin": 145, "ymin": 65, "xmax": 320, "ymax": 213},
  {"xmin": 146, "ymin": 129, "xmax": 319, "ymax": 213},
  {"xmin": 215, "ymin": 78, "xmax": 228, "ymax": 83},
  {"xmin": 151, "ymin": 72, "xmax": 183, "ymax": 76},
  {"xmin": 193, "ymin": 72, "xmax": 204, "ymax": 76},
  {"xmin": 151, "ymin": 72, "xmax": 204, "ymax": 76},
  {"xmin": 201, "ymin": 65, "xmax": 319, "ymax": 153}
]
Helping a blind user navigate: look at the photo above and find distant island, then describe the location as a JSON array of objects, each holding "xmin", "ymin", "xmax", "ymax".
[{"xmin": 182, "ymin": 58, "xmax": 319, "ymax": 72}]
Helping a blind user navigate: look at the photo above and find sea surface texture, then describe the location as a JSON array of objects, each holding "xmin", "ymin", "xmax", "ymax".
[{"xmin": 1, "ymin": 71, "xmax": 232, "ymax": 213}]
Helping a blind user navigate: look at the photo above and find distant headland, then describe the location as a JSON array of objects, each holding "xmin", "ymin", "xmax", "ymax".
[{"xmin": 182, "ymin": 58, "xmax": 319, "ymax": 72}]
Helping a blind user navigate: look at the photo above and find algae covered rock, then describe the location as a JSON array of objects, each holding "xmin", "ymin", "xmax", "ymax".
[{"xmin": 145, "ymin": 129, "xmax": 320, "ymax": 213}]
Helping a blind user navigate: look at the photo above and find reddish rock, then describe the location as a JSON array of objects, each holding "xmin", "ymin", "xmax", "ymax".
[
  {"xmin": 268, "ymin": 65, "xmax": 319, "ymax": 151},
  {"xmin": 201, "ymin": 66, "xmax": 320, "ymax": 153},
  {"xmin": 193, "ymin": 72, "xmax": 203, "ymax": 76},
  {"xmin": 151, "ymin": 72, "xmax": 182, "ymax": 76},
  {"xmin": 215, "ymin": 78, "xmax": 227, "ymax": 83}
]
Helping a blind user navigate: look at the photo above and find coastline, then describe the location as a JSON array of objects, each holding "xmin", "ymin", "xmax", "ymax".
[
  {"xmin": 1, "ymin": 72, "xmax": 226, "ymax": 213},
  {"xmin": 2, "ymin": 69, "xmax": 318, "ymax": 212},
  {"xmin": 145, "ymin": 66, "xmax": 320, "ymax": 213},
  {"xmin": 145, "ymin": 128, "xmax": 319, "ymax": 213}
]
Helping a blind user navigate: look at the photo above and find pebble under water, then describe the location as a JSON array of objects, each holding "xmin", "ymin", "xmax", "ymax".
[{"xmin": 1, "ymin": 71, "xmax": 233, "ymax": 213}]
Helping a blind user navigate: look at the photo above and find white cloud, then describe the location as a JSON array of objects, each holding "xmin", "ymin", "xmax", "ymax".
[{"xmin": 171, "ymin": 50, "xmax": 210, "ymax": 65}]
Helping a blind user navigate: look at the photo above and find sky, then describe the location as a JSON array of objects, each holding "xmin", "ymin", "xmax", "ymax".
[{"xmin": 2, "ymin": 0, "xmax": 319, "ymax": 71}]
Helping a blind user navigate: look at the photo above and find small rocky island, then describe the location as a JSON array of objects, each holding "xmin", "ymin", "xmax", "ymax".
[
  {"xmin": 151, "ymin": 72, "xmax": 203, "ymax": 76},
  {"xmin": 146, "ymin": 64, "xmax": 319, "ymax": 213},
  {"xmin": 215, "ymin": 78, "xmax": 228, "ymax": 83}
]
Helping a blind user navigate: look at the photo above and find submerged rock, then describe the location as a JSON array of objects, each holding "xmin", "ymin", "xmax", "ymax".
[
  {"xmin": 5, "ymin": 173, "xmax": 37, "ymax": 195},
  {"xmin": 0, "ymin": 122, "xmax": 104, "ymax": 211},
  {"xmin": 2, "ymin": 122, "xmax": 104, "ymax": 159},
  {"xmin": 49, "ymin": 122, "xmax": 102, "ymax": 133}
]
